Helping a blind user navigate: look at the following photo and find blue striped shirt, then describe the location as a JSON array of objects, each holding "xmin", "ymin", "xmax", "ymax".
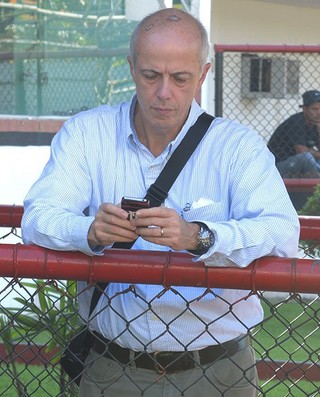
[{"xmin": 22, "ymin": 96, "xmax": 299, "ymax": 349}]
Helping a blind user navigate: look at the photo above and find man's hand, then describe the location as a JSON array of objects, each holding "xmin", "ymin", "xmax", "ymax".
[
  {"xmin": 130, "ymin": 206, "xmax": 200, "ymax": 251},
  {"xmin": 295, "ymin": 143, "xmax": 320, "ymax": 159},
  {"xmin": 88, "ymin": 203, "xmax": 137, "ymax": 250}
]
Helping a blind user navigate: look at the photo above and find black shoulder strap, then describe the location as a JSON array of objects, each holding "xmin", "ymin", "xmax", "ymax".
[
  {"xmin": 145, "ymin": 112, "xmax": 214, "ymax": 207},
  {"xmin": 89, "ymin": 112, "xmax": 214, "ymax": 316}
]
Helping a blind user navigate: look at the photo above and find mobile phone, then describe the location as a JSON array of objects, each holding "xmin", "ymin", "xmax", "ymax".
[{"xmin": 121, "ymin": 197, "xmax": 150, "ymax": 212}]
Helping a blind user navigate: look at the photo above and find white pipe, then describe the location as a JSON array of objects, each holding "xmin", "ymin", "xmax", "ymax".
[{"xmin": 196, "ymin": 0, "xmax": 214, "ymax": 114}]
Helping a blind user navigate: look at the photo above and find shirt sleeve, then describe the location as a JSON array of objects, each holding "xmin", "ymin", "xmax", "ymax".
[
  {"xmin": 194, "ymin": 125, "xmax": 300, "ymax": 268},
  {"xmin": 21, "ymin": 117, "xmax": 100, "ymax": 256}
]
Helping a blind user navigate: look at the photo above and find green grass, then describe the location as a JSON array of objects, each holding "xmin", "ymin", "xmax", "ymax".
[
  {"xmin": 0, "ymin": 364, "xmax": 62, "ymax": 397},
  {"xmin": 253, "ymin": 298, "xmax": 320, "ymax": 362}
]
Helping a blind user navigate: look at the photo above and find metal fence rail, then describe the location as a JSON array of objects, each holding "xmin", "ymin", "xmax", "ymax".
[
  {"xmin": 0, "ymin": 243, "xmax": 319, "ymax": 292},
  {"xmin": 0, "ymin": 206, "xmax": 320, "ymax": 396}
]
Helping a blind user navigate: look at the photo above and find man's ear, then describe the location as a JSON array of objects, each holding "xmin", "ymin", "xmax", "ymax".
[
  {"xmin": 127, "ymin": 55, "xmax": 136, "ymax": 83},
  {"xmin": 199, "ymin": 62, "xmax": 211, "ymax": 86}
]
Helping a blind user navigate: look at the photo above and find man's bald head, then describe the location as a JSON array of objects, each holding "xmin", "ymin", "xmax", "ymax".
[{"xmin": 129, "ymin": 8, "xmax": 210, "ymax": 68}]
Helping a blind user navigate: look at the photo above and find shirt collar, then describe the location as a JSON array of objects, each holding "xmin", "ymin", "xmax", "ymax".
[{"xmin": 127, "ymin": 94, "xmax": 205, "ymax": 152}]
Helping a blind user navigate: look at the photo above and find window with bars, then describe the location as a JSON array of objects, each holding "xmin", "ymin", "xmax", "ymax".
[{"xmin": 241, "ymin": 54, "xmax": 299, "ymax": 99}]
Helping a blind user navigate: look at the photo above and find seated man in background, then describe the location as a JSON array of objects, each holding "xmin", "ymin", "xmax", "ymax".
[{"xmin": 268, "ymin": 90, "xmax": 320, "ymax": 178}]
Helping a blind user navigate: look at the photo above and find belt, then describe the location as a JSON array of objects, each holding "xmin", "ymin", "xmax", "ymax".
[{"xmin": 91, "ymin": 333, "xmax": 250, "ymax": 374}]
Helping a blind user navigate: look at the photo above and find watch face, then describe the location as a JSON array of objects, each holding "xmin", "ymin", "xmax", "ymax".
[{"xmin": 198, "ymin": 225, "xmax": 214, "ymax": 250}]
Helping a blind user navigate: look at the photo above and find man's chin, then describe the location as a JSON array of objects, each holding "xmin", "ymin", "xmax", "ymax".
[{"xmin": 152, "ymin": 117, "xmax": 180, "ymax": 130}]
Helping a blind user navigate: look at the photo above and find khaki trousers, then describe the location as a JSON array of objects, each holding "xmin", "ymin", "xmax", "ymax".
[{"xmin": 78, "ymin": 346, "xmax": 259, "ymax": 397}]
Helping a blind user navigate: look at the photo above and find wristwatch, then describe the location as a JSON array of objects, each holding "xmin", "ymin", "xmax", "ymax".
[{"xmin": 188, "ymin": 222, "xmax": 215, "ymax": 255}]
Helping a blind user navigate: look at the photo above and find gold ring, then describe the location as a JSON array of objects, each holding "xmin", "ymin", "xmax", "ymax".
[{"xmin": 160, "ymin": 228, "xmax": 164, "ymax": 237}]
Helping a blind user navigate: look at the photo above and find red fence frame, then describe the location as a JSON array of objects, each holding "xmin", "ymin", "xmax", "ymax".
[
  {"xmin": 214, "ymin": 44, "xmax": 320, "ymax": 54},
  {"xmin": 0, "ymin": 244, "xmax": 319, "ymax": 293}
]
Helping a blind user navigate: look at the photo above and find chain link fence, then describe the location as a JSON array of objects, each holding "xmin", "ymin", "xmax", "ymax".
[
  {"xmin": 0, "ymin": 1, "xmax": 191, "ymax": 116},
  {"xmin": 0, "ymin": 207, "xmax": 319, "ymax": 397},
  {"xmin": 214, "ymin": 45, "xmax": 320, "ymax": 183},
  {"xmin": 214, "ymin": 46, "xmax": 320, "ymax": 143},
  {"xmin": 0, "ymin": 48, "xmax": 135, "ymax": 116},
  {"xmin": 0, "ymin": 4, "xmax": 138, "ymax": 114}
]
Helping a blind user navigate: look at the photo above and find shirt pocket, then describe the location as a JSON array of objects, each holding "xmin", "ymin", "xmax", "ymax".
[{"xmin": 182, "ymin": 199, "xmax": 226, "ymax": 223}]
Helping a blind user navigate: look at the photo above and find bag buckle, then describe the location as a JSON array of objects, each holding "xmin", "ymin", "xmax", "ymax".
[
  {"xmin": 146, "ymin": 184, "xmax": 168, "ymax": 207},
  {"xmin": 152, "ymin": 351, "xmax": 169, "ymax": 374}
]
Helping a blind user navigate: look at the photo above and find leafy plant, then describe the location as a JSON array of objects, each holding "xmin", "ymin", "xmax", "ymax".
[
  {"xmin": 299, "ymin": 184, "xmax": 320, "ymax": 216},
  {"xmin": 298, "ymin": 183, "xmax": 320, "ymax": 256},
  {"xmin": 1, "ymin": 279, "xmax": 79, "ymax": 396}
]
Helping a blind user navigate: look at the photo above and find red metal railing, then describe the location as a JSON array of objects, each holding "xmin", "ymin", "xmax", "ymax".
[
  {"xmin": 0, "ymin": 244, "xmax": 319, "ymax": 293},
  {"xmin": 1, "ymin": 204, "xmax": 320, "ymax": 293},
  {"xmin": 283, "ymin": 178, "xmax": 320, "ymax": 193},
  {"xmin": 0, "ymin": 204, "xmax": 24, "ymax": 228},
  {"xmin": 214, "ymin": 44, "xmax": 320, "ymax": 54}
]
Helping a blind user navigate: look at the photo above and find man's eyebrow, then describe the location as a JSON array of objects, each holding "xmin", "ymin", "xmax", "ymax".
[
  {"xmin": 140, "ymin": 68, "xmax": 158, "ymax": 73},
  {"xmin": 172, "ymin": 71, "xmax": 192, "ymax": 76},
  {"xmin": 140, "ymin": 69, "xmax": 192, "ymax": 76}
]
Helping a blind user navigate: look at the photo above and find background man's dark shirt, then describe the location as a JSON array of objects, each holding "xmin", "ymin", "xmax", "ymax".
[{"xmin": 268, "ymin": 112, "xmax": 319, "ymax": 162}]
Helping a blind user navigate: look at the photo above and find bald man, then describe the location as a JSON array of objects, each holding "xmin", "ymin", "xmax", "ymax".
[{"xmin": 22, "ymin": 8, "xmax": 299, "ymax": 397}]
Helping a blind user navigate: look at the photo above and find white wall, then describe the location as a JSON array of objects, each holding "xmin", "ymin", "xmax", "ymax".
[
  {"xmin": 0, "ymin": 146, "xmax": 50, "ymax": 244},
  {"xmin": 212, "ymin": 0, "xmax": 320, "ymax": 45},
  {"xmin": 0, "ymin": 146, "xmax": 50, "ymax": 307}
]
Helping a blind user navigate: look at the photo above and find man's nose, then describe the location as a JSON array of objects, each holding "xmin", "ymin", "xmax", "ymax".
[{"xmin": 156, "ymin": 78, "xmax": 172, "ymax": 100}]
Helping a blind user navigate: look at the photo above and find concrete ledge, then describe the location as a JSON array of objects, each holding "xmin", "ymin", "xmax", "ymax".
[{"xmin": 0, "ymin": 116, "xmax": 67, "ymax": 133}]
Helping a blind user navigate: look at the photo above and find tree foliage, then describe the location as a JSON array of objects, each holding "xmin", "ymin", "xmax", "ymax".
[
  {"xmin": 0, "ymin": 0, "xmax": 128, "ymax": 50},
  {"xmin": 299, "ymin": 184, "xmax": 320, "ymax": 256}
]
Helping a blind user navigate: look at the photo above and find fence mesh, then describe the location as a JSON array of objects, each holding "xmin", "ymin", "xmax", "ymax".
[
  {"xmin": 215, "ymin": 48, "xmax": 320, "ymax": 180},
  {"xmin": 0, "ymin": 1, "xmax": 191, "ymax": 116},
  {"xmin": 216, "ymin": 50, "xmax": 320, "ymax": 142},
  {"xmin": 0, "ymin": 224, "xmax": 320, "ymax": 397},
  {"xmin": 1, "ymin": 2, "xmax": 320, "ymax": 396}
]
